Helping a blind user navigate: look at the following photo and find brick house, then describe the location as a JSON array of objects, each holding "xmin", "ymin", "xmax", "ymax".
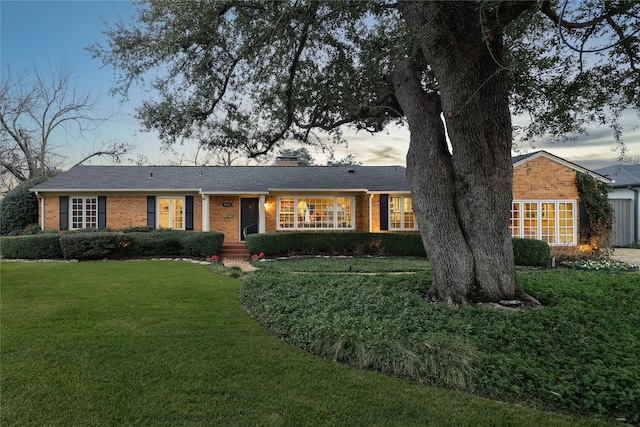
[{"xmin": 31, "ymin": 151, "xmax": 609, "ymax": 246}]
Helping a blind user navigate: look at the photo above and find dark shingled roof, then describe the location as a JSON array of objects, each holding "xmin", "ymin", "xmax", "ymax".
[
  {"xmin": 31, "ymin": 165, "xmax": 411, "ymax": 193},
  {"xmin": 595, "ymin": 165, "xmax": 640, "ymax": 188}
]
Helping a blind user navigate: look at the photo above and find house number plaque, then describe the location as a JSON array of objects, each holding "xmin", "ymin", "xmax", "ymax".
[{"xmin": 222, "ymin": 202, "xmax": 233, "ymax": 207}]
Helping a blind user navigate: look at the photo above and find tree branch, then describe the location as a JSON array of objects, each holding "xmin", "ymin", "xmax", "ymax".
[
  {"xmin": 248, "ymin": 6, "xmax": 316, "ymax": 157},
  {"xmin": 540, "ymin": 0, "xmax": 609, "ymax": 29}
]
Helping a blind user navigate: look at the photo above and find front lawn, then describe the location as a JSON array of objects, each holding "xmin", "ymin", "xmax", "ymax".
[
  {"xmin": 1, "ymin": 261, "xmax": 611, "ymax": 426},
  {"xmin": 242, "ymin": 257, "xmax": 640, "ymax": 424}
]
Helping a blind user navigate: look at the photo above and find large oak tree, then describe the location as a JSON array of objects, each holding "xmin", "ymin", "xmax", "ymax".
[{"xmin": 93, "ymin": 0, "xmax": 639, "ymax": 305}]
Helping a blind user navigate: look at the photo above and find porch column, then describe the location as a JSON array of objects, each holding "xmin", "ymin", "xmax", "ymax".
[
  {"xmin": 259, "ymin": 194, "xmax": 266, "ymax": 233},
  {"xmin": 202, "ymin": 194, "xmax": 210, "ymax": 232}
]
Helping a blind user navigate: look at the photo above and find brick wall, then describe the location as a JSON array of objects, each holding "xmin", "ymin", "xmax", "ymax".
[
  {"xmin": 41, "ymin": 194, "xmax": 60, "ymax": 231},
  {"xmin": 40, "ymin": 193, "xmax": 202, "ymax": 231},
  {"xmin": 512, "ymin": 157, "xmax": 579, "ymax": 200},
  {"xmin": 265, "ymin": 196, "xmax": 277, "ymax": 233},
  {"xmin": 208, "ymin": 196, "xmax": 241, "ymax": 241},
  {"xmin": 105, "ymin": 195, "xmax": 147, "ymax": 229}
]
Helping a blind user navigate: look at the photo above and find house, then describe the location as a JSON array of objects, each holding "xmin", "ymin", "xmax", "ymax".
[
  {"xmin": 31, "ymin": 151, "xmax": 610, "ymax": 247},
  {"xmin": 594, "ymin": 165, "xmax": 640, "ymax": 247},
  {"xmin": 511, "ymin": 151, "xmax": 610, "ymax": 246}
]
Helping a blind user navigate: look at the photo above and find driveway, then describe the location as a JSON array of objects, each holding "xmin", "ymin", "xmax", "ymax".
[{"xmin": 610, "ymin": 248, "xmax": 640, "ymax": 265}]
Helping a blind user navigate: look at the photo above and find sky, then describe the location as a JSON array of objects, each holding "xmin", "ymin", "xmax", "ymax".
[{"xmin": 1, "ymin": 0, "xmax": 638, "ymax": 171}]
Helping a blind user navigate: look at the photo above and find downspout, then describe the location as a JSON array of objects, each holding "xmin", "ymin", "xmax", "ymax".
[
  {"xmin": 201, "ymin": 194, "xmax": 210, "ymax": 232},
  {"xmin": 259, "ymin": 194, "xmax": 266, "ymax": 234}
]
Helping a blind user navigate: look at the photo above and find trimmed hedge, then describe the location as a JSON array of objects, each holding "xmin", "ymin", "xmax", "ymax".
[
  {"xmin": 512, "ymin": 237, "xmax": 551, "ymax": 266},
  {"xmin": 0, "ymin": 234, "xmax": 63, "ymax": 259},
  {"xmin": 246, "ymin": 232, "xmax": 550, "ymax": 266},
  {"xmin": 124, "ymin": 231, "xmax": 185, "ymax": 257},
  {"xmin": 0, "ymin": 230, "xmax": 224, "ymax": 260},
  {"xmin": 59, "ymin": 232, "xmax": 132, "ymax": 260},
  {"xmin": 245, "ymin": 232, "xmax": 426, "ymax": 257},
  {"xmin": 179, "ymin": 232, "xmax": 224, "ymax": 257}
]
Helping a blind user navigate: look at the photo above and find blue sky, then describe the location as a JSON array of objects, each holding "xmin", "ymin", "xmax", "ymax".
[{"xmin": 1, "ymin": 0, "xmax": 638, "ymax": 170}]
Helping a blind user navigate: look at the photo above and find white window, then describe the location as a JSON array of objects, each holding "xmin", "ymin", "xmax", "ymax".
[
  {"xmin": 71, "ymin": 197, "xmax": 98, "ymax": 230},
  {"xmin": 389, "ymin": 196, "xmax": 416, "ymax": 230},
  {"xmin": 277, "ymin": 196, "xmax": 354, "ymax": 230},
  {"xmin": 158, "ymin": 197, "xmax": 184, "ymax": 229},
  {"xmin": 510, "ymin": 201, "xmax": 576, "ymax": 245}
]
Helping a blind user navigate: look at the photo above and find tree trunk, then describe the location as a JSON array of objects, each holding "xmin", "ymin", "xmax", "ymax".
[{"xmin": 393, "ymin": 2, "xmax": 537, "ymax": 306}]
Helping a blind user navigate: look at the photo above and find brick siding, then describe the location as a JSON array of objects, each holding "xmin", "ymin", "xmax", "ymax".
[{"xmin": 513, "ymin": 157, "xmax": 579, "ymax": 200}]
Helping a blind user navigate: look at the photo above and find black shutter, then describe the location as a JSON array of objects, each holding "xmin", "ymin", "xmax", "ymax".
[
  {"xmin": 98, "ymin": 196, "xmax": 107, "ymax": 229},
  {"xmin": 379, "ymin": 194, "xmax": 389, "ymax": 231},
  {"xmin": 147, "ymin": 196, "xmax": 156, "ymax": 228},
  {"xmin": 59, "ymin": 196, "xmax": 69, "ymax": 230},
  {"xmin": 185, "ymin": 196, "xmax": 194, "ymax": 230}
]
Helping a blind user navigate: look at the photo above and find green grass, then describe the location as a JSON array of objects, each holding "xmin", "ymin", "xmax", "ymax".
[
  {"xmin": 241, "ymin": 259, "xmax": 640, "ymax": 424},
  {"xmin": 0, "ymin": 260, "xmax": 612, "ymax": 426}
]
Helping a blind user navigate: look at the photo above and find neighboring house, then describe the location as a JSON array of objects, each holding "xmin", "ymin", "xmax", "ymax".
[
  {"xmin": 594, "ymin": 165, "xmax": 640, "ymax": 247},
  {"xmin": 511, "ymin": 151, "xmax": 610, "ymax": 246},
  {"xmin": 31, "ymin": 151, "xmax": 609, "ymax": 247}
]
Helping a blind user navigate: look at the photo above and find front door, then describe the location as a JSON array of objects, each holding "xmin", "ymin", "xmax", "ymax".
[{"xmin": 240, "ymin": 198, "xmax": 259, "ymax": 241}]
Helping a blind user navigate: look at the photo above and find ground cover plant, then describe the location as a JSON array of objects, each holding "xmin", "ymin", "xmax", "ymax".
[
  {"xmin": 241, "ymin": 258, "xmax": 640, "ymax": 424},
  {"xmin": 255, "ymin": 256, "xmax": 431, "ymax": 273},
  {"xmin": 1, "ymin": 261, "xmax": 611, "ymax": 426}
]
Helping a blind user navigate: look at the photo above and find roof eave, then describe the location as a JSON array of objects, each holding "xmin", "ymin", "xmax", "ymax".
[{"xmin": 29, "ymin": 188, "xmax": 202, "ymax": 193}]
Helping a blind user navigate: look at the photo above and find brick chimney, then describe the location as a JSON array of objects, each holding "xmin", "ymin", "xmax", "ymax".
[{"xmin": 275, "ymin": 156, "xmax": 299, "ymax": 166}]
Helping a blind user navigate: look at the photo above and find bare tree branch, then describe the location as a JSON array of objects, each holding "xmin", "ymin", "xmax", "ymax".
[{"xmin": 1, "ymin": 63, "xmax": 131, "ymax": 181}]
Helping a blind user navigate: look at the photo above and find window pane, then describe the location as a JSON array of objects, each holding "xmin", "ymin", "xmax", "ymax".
[
  {"xmin": 389, "ymin": 197, "xmax": 401, "ymax": 229},
  {"xmin": 72, "ymin": 197, "xmax": 83, "ymax": 229},
  {"xmin": 403, "ymin": 198, "xmax": 415, "ymax": 229},
  {"xmin": 337, "ymin": 197, "xmax": 352, "ymax": 228},
  {"xmin": 279, "ymin": 198, "xmax": 295, "ymax": 229},
  {"xmin": 558, "ymin": 202, "xmax": 574, "ymax": 244},
  {"xmin": 523, "ymin": 202, "xmax": 538, "ymax": 239},
  {"xmin": 86, "ymin": 197, "xmax": 98, "ymax": 228},
  {"xmin": 541, "ymin": 203, "xmax": 555, "ymax": 244},
  {"xmin": 304, "ymin": 198, "xmax": 332, "ymax": 229},
  {"xmin": 158, "ymin": 198, "xmax": 170, "ymax": 228},
  {"xmin": 280, "ymin": 196, "xmax": 353, "ymax": 230},
  {"xmin": 510, "ymin": 202, "xmax": 520, "ymax": 238},
  {"xmin": 172, "ymin": 198, "xmax": 183, "ymax": 228}
]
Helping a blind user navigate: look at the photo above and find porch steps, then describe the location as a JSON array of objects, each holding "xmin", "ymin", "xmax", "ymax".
[{"xmin": 220, "ymin": 242, "xmax": 247, "ymax": 259}]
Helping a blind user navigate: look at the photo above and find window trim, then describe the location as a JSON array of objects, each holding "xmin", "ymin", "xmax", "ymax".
[
  {"xmin": 388, "ymin": 196, "xmax": 417, "ymax": 231},
  {"xmin": 157, "ymin": 196, "xmax": 186, "ymax": 230},
  {"xmin": 69, "ymin": 196, "xmax": 98, "ymax": 230},
  {"xmin": 276, "ymin": 195, "xmax": 355, "ymax": 230},
  {"xmin": 510, "ymin": 200, "xmax": 577, "ymax": 246}
]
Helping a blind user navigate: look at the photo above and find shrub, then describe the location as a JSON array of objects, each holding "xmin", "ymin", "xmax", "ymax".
[
  {"xmin": 123, "ymin": 230, "xmax": 224, "ymax": 258},
  {"xmin": 0, "ymin": 176, "xmax": 49, "ymax": 236},
  {"xmin": 179, "ymin": 232, "xmax": 224, "ymax": 257},
  {"xmin": 512, "ymin": 238, "xmax": 550, "ymax": 266},
  {"xmin": 124, "ymin": 231, "xmax": 185, "ymax": 257},
  {"xmin": 248, "ymin": 232, "xmax": 547, "ymax": 265},
  {"xmin": 246, "ymin": 232, "xmax": 427, "ymax": 257},
  {"xmin": 59, "ymin": 232, "xmax": 131, "ymax": 260},
  {"xmin": 0, "ymin": 234, "xmax": 63, "ymax": 259},
  {"xmin": 372, "ymin": 233, "xmax": 427, "ymax": 257}
]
